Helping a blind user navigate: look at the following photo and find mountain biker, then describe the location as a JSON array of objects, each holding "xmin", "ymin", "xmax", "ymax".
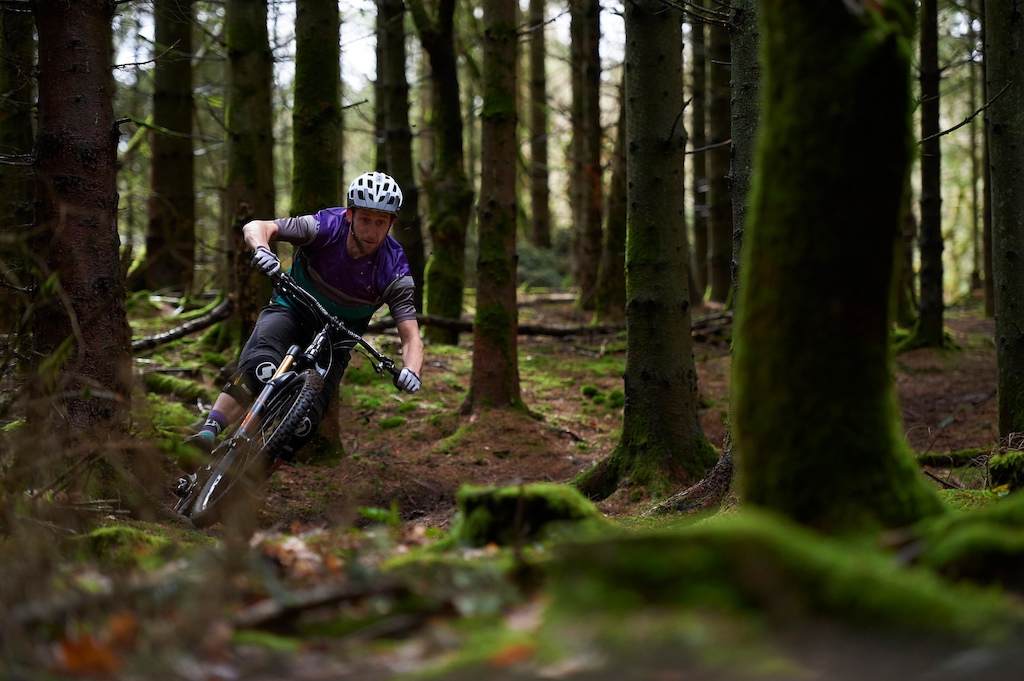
[{"xmin": 178, "ymin": 171, "xmax": 423, "ymax": 489}]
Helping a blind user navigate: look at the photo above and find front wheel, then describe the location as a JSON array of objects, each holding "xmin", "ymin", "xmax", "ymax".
[{"xmin": 184, "ymin": 369, "xmax": 326, "ymax": 528}]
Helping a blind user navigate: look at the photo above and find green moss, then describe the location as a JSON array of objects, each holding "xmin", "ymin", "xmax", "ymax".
[
  {"xmin": 446, "ymin": 483, "xmax": 610, "ymax": 548},
  {"xmin": 989, "ymin": 450, "xmax": 1024, "ymax": 490},
  {"xmin": 231, "ymin": 629, "xmax": 303, "ymax": 652},
  {"xmin": 548, "ymin": 510, "xmax": 1018, "ymax": 641},
  {"xmin": 580, "ymin": 385, "xmax": 600, "ymax": 399},
  {"xmin": 379, "ymin": 416, "xmax": 406, "ymax": 430},
  {"xmin": 343, "ymin": 367, "xmax": 374, "ymax": 385},
  {"xmin": 76, "ymin": 525, "xmax": 171, "ymax": 570},
  {"xmin": 141, "ymin": 372, "xmax": 214, "ymax": 403}
]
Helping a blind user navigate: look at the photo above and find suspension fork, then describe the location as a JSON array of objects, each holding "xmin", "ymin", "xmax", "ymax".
[{"xmin": 235, "ymin": 344, "xmax": 302, "ymax": 438}]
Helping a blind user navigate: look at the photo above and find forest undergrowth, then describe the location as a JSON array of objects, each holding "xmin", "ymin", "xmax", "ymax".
[{"xmin": 1, "ymin": 289, "xmax": 1022, "ymax": 680}]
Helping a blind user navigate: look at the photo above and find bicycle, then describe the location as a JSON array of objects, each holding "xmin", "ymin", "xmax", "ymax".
[{"xmin": 174, "ymin": 270, "xmax": 401, "ymax": 528}]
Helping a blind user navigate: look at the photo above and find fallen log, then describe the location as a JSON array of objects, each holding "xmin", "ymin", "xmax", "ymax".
[{"xmin": 131, "ymin": 297, "xmax": 233, "ymax": 352}]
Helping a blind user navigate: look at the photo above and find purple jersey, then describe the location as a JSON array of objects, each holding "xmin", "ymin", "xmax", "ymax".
[{"xmin": 274, "ymin": 208, "xmax": 416, "ymax": 333}]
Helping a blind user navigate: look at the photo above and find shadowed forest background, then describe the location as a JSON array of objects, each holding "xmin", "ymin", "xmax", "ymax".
[{"xmin": 5, "ymin": 0, "xmax": 1024, "ymax": 678}]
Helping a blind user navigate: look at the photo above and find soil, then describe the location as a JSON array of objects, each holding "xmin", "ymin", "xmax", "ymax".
[{"xmin": 237, "ymin": 292, "xmax": 1000, "ymax": 532}]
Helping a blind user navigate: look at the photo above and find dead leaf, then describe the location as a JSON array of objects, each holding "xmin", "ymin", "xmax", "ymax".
[{"xmin": 57, "ymin": 633, "xmax": 120, "ymax": 677}]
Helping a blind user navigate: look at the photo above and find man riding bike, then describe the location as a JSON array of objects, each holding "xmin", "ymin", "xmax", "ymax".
[{"xmin": 179, "ymin": 171, "xmax": 423, "ymax": 490}]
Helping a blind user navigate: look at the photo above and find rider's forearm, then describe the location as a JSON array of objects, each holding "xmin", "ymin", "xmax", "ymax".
[
  {"xmin": 242, "ymin": 219, "xmax": 279, "ymax": 251},
  {"xmin": 396, "ymin": 320, "xmax": 424, "ymax": 376}
]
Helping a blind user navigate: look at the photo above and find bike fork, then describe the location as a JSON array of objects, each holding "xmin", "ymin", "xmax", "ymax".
[{"xmin": 236, "ymin": 344, "xmax": 302, "ymax": 438}]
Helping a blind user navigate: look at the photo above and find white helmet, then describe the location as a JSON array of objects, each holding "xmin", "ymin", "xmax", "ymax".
[{"xmin": 347, "ymin": 171, "xmax": 403, "ymax": 214}]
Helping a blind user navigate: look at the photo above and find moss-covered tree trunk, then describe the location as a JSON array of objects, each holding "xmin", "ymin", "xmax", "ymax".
[
  {"xmin": 706, "ymin": 14, "xmax": 732, "ymax": 304},
  {"xmin": 31, "ymin": 0, "xmax": 132, "ymax": 432},
  {"xmin": 224, "ymin": 0, "xmax": 275, "ymax": 346},
  {"xmin": 527, "ymin": 0, "xmax": 552, "ymax": 250},
  {"xmin": 986, "ymin": 0, "xmax": 1024, "ymax": 437},
  {"xmin": 292, "ymin": 0, "xmax": 340, "ymax": 214},
  {"xmin": 463, "ymin": 0, "xmax": 521, "ymax": 413},
  {"xmin": 380, "ymin": 0, "xmax": 425, "ymax": 311},
  {"xmin": 574, "ymin": 0, "xmax": 716, "ymax": 501},
  {"xmin": 134, "ymin": 0, "xmax": 195, "ymax": 294},
  {"xmin": 734, "ymin": 0, "xmax": 944, "ymax": 533},
  {"xmin": 0, "ymin": 7, "xmax": 35, "ymax": 344},
  {"xmin": 409, "ymin": 0, "xmax": 474, "ymax": 345}
]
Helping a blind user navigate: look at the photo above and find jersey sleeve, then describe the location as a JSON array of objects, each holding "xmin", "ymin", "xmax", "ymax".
[
  {"xmin": 386, "ymin": 275, "xmax": 418, "ymax": 324},
  {"xmin": 273, "ymin": 215, "xmax": 319, "ymax": 245}
]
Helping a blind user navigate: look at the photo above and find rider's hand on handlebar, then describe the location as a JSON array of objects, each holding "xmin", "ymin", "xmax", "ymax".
[
  {"xmin": 250, "ymin": 245, "xmax": 281, "ymax": 275},
  {"xmin": 394, "ymin": 368, "xmax": 421, "ymax": 393}
]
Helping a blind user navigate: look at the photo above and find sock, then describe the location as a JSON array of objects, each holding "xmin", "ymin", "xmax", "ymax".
[{"xmin": 200, "ymin": 410, "xmax": 228, "ymax": 439}]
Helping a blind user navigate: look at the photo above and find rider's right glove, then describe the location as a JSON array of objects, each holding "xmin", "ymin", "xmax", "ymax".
[
  {"xmin": 250, "ymin": 245, "xmax": 281, "ymax": 275},
  {"xmin": 394, "ymin": 368, "xmax": 421, "ymax": 393}
]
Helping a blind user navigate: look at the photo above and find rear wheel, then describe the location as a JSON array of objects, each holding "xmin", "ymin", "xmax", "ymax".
[{"xmin": 184, "ymin": 370, "xmax": 325, "ymax": 528}]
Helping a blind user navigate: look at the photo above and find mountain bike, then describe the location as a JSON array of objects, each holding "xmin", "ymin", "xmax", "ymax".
[{"xmin": 174, "ymin": 270, "xmax": 401, "ymax": 528}]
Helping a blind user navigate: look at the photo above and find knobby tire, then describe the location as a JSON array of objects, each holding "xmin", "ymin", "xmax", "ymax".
[{"xmin": 186, "ymin": 369, "xmax": 326, "ymax": 528}]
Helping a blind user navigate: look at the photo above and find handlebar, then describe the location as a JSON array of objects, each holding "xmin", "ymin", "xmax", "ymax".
[{"xmin": 268, "ymin": 270, "xmax": 400, "ymax": 380}]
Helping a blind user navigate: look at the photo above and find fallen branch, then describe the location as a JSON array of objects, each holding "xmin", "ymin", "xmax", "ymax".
[
  {"xmin": 232, "ymin": 579, "xmax": 405, "ymax": 629},
  {"xmin": 131, "ymin": 297, "xmax": 233, "ymax": 352}
]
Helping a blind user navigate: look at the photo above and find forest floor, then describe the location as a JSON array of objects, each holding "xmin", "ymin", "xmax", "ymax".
[
  {"xmin": 3, "ymin": 289, "xmax": 1010, "ymax": 680},
  {"xmin": 218, "ymin": 290, "xmax": 999, "ymax": 532}
]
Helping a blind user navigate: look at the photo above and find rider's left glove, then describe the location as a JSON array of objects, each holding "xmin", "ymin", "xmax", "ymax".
[
  {"xmin": 250, "ymin": 245, "xmax": 281, "ymax": 275},
  {"xmin": 395, "ymin": 368, "xmax": 421, "ymax": 393}
]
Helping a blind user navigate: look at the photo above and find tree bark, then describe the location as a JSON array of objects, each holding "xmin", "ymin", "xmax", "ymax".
[
  {"xmin": 734, "ymin": 0, "xmax": 944, "ymax": 533},
  {"xmin": 463, "ymin": 0, "xmax": 522, "ymax": 412},
  {"xmin": 224, "ymin": 0, "xmax": 275, "ymax": 345},
  {"xmin": 569, "ymin": 0, "xmax": 603, "ymax": 310},
  {"xmin": 986, "ymin": 0, "xmax": 1024, "ymax": 437},
  {"xmin": 729, "ymin": 0, "xmax": 758, "ymax": 309},
  {"xmin": 292, "ymin": 0, "xmax": 340, "ymax": 214},
  {"xmin": 0, "ymin": 6, "xmax": 35, "ymax": 341},
  {"xmin": 136, "ymin": 0, "xmax": 196, "ymax": 294},
  {"xmin": 593, "ymin": 79, "xmax": 626, "ymax": 323},
  {"xmin": 380, "ymin": 0, "xmax": 426, "ymax": 311},
  {"xmin": 408, "ymin": 0, "xmax": 474, "ymax": 345},
  {"xmin": 690, "ymin": 11, "xmax": 708, "ymax": 298},
  {"xmin": 915, "ymin": 0, "xmax": 945, "ymax": 347},
  {"xmin": 574, "ymin": 0, "xmax": 716, "ymax": 501},
  {"xmin": 706, "ymin": 14, "xmax": 732, "ymax": 304},
  {"xmin": 528, "ymin": 0, "xmax": 552, "ymax": 249},
  {"xmin": 31, "ymin": 0, "xmax": 132, "ymax": 432}
]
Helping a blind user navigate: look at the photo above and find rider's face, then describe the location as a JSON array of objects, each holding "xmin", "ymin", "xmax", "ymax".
[{"xmin": 348, "ymin": 208, "xmax": 396, "ymax": 256}]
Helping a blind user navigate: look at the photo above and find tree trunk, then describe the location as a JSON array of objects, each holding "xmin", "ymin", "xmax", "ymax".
[
  {"xmin": 380, "ymin": 0, "xmax": 426, "ymax": 311},
  {"xmin": 225, "ymin": 0, "xmax": 275, "ymax": 345},
  {"xmin": 292, "ymin": 0, "xmax": 340, "ymax": 214},
  {"xmin": 734, "ymin": 0, "xmax": 943, "ymax": 533},
  {"xmin": 31, "ymin": 0, "xmax": 132, "ymax": 432},
  {"xmin": 136, "ymin": 0, "xmax": 195, "ymax": 294},
  {"xmin": 0, "ymin": 7, "xmax": 35, "ymax": 342},
  {"xmin": 729, "ymin": 0, "xmax": 758, "ymax": 308},
  {"xmin": 569, "ymin": 0, "xmax": 603, "ymax": 310},
  {"xmin": 986, "ymin": 0, "xmax": 1024, "ymax": 437},
  {"xmin": 528, "ymin": 0, "xmax": 552, "ymax": 249},
  {"xmin": 409, "ymin": 0, "xmax": 474, "ymax": 346},
  {"xmin": 574, "ymin": 0, "xmax": 716, "ymax": 501},
  {"xmin": 593, "ymin": 79, "xmax": 626, "ymax": 323},
  {"xmin": 706, "ymin": 15, "xmax": 732, "ymax": 304},
  {"xmin": 690, "ymin": 13, "xmax": 708, "ymax": 298},
  {"xmin": 463, "ymin": 0, "xmax": 521, "ymax": 413},
  {"xmin": 981, "ymin": 0, "xmax": 995, "ymax": 318},
  {"xmin": 915, "ymin": 0, "xmax": 945, "ymax": 347}
]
